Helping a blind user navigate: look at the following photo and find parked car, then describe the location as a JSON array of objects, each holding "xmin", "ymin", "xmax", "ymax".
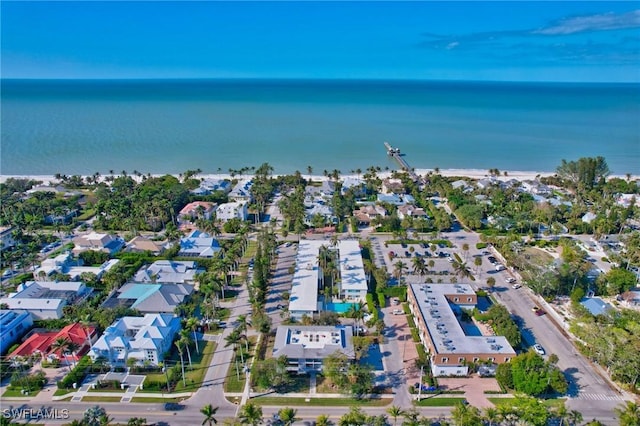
[
  {"xmin": 2, "ymin": 270, "xmax": 15, "ymax": 279},
  {"xmin": 533, "ymin": 344, "xmax": 545, "ymax": 355},
  {"xmin": 506, "ymin": 277, "xmax": 516, "ymax": 284},
  {"xmin": 495, "ymin": 264, "xmax": 506, "ymax": 271},
  {"xmin": 392, "ymin": 309, "xmax": 403, "ymax": 315},
  {"xmin": 512, "ymin": 283, "xmax": 522, "ymax": 290}
]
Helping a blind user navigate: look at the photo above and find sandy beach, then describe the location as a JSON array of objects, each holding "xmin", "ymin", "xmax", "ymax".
[{"xmin": 2, "ymin": 168, "xmax": 637, "ymax": 187}]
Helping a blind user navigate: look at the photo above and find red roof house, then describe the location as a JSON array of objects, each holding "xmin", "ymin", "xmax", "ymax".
[{"xmin": 10, "ymin": 323, "xmax": 97, "ymax": 363}]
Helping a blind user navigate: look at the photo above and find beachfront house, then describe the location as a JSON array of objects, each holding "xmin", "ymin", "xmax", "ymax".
[
  {"xmin": 272, "ymin": 325, "xmax": 355, "ymax": 373},
  {"xmin": 88, "ymin": 313, "xmax": 181, "ymax": 367},
  {"xmin": 191, "ymin": 178, "xmax": 232, "ymax": 196},
  {"xmin": 229, "ymin": 179, "xmax": 254, "ymax": 202}
]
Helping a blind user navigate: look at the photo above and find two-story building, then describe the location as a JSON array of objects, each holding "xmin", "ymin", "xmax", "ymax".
[
  {"xmin": 0, "ymin": 281, "xmax": 91, "ymax": 320},
  {"xmin": 0, "ymin": 310, "xmax": 33, "ymax": 354},
  {"xmin": 272, "ymin": 325, "xmax": 355, "ymax": 373},
  {"xmin": 407, "ymin": 283, "xmax": 516, "ymax": 377},
  {"xmin": 89, "ymin": 313, "xmax": 181, "ymax": 367}
]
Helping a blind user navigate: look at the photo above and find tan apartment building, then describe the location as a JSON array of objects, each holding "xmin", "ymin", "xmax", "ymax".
[{"xmin": 408, "ymin": 283, "xmax": 516, "ymax": 376}]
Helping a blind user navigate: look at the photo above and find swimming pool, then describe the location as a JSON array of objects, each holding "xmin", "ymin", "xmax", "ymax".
[{"xmin": 326, "ymin": 302, "xmax": 357, "ymax": 313}]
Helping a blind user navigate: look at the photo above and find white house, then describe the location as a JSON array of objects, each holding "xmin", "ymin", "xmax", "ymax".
[
  {"xmin": 191, "ymin": 178, "xmax": 232, "ymax": 196},
  {"xmin": 216, "ymin": 202, "xmax": 248, "ymax": 222},
  {"xmin": 179, "ymin": 230, "xmax": 221, "ymax": 257},
  {"xmin": 72, "ymin": 232, "xmax": 124, "ymax": 255},
  {"xmin": 88, "ymin": 313, "xmax": 181, "ymax": 367},
  {"xmin": 134, "ymin": 260, "xmax": 203, "ymax": 285},
  {"xmin": 229, "ymin": 179, "xmax": 254, "ymax": 202},
  {"xmin": 34, "ymin": 251, "xmax": 120, "ymax": 281},
  {"xmin": 0, "ymin": 281, "xmax": 91, "ymax": 320}
]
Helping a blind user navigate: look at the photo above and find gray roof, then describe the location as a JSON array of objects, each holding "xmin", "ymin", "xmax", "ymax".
[
  {"xmin": 273, "ymin": 325, "xmax": 355, "ymax": 360},
  {"xmin": 134, "ymin": 260, "xmax": 202, "ymax": 284},
  {"xmin": 410, "ymin": 283, "xmax": 515, "ymax": 356}
]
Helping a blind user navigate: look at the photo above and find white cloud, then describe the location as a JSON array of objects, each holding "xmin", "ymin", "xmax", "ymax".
[
  {"xmin": 446, "ymin": 41, "xmax": 460, "ymax": 50},
  {"xmin": 533, "ymin": 10, "xmax": 640, "ymax": 35}
]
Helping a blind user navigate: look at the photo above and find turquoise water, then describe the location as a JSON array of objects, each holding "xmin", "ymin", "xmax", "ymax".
[
  {"xmin": 326, "ymin": 302, "xmax": 357, "ymax": 313},
  {"xmin": 1, "ymin": 79, "xmax": 639, "ymax": 175}
]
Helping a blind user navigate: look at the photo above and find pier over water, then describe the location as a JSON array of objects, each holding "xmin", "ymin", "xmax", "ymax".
[{"xmin": 384, "ymin": 142, "xmax": 418, "ymax": 180}]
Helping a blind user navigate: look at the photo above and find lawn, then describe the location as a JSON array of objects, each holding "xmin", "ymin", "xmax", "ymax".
[
  {"xmin": 54, "ymin": 388, "xmax": 76, "ymax": 396},
  {"xmin": 81, "ymin": 396, "xmax": 123, "ymax": 402},
  {"xmin": 141, "ymin": 340, "xmax": 216, "ymax": 394},
  {"xmin": 2, "ymin": 388, "xmax": 41, "ymax": 397},
  {"xmin": 224, "ymin": 336, "xmax": 258, "ymax": 393},
  {"xmin": 172, "ymin": 340, "xmax": 216, "ymax": 393},
  {"xmin": 251, "ymin": 396, "xmax": 391, "ymax": 407},
  {"xmin": 415, "ymin": 397, "xmax": 467, "ymax": 407},
  {"xmin": 488, "ymin": 397, "xmax": 566, "ymax": 409}
]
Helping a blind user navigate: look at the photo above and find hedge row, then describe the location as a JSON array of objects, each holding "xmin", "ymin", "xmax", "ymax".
[{"xmin": 57, "ymin": 356, "xmax": 92, "ymax": 389}]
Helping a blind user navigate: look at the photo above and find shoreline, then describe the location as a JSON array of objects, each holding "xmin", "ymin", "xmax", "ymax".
[{"xmin": 2, "ymin": 169, "xmax": 637, "ymax": 186}]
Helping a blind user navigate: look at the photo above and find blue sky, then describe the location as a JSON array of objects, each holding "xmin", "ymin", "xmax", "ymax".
[{"xmin": 2, "ymin": 1, "xmax": 639, "ymax": 82}]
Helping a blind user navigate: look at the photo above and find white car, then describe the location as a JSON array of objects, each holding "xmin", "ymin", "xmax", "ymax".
[
  {"xmin": 506, "ymin": 277, "xmax": 516, "ymax": 284},
  {"xmin": 533, "ymin": 344, "xmax": 545, "ymax": 355},
  {"xmin": 512, "ymin": 283, "xmax": 522, "ymax": 290},
  {"xmin": 392, "ymin": 309, "xmax": 403, "ymax": 315}
]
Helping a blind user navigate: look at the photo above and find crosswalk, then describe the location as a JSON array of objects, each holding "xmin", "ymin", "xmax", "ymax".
[{"xmin": 576, "ymin": 393, "xmax": 623, "ymax": 401}]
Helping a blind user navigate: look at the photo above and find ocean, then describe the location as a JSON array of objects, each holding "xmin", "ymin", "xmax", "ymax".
[{"xmin": 1, "ymin": 79, "xmax": 639, "ymax": 176}]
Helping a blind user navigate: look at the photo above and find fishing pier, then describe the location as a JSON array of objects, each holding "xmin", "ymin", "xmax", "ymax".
[{"xmin": 384, "ymin": 142, "xmax": 418, "ymax": 180}]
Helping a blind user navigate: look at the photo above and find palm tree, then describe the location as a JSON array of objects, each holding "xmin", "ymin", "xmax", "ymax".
[
  {"xmin": 483, "ymin": 407, "xmax": 499, "ymax": 426},
  {"xmin": 452, "ymin": 260, "xmax": 473, "ymax": 283},
  {"xmin": 83, "ymin": 406, "xmax": 109, "ymax": 426},
  {"xmin": 50, "ymin": 337, "xmax": 71, "ymax": 372},
  {"xmin": 235, "ymin": 315, "xmax": 252, "ymax": 352},
  {"xmin": 412, "ymin": 256, "xmax": 426, "ymax": 279},
  {"xmin": 127, "ymin": 418, "xmax": 147, "ymax": 426},
  {"xmin": 200, "ymin": 404, "xmax": 219, "ymax": 426},
  {"xmin": 179, "ymin": 331, "xmax": 193, "ymax": 367},
  {"xmin": 566, "ymin": 409, "xmax": 583, "ymax": 426},
  {"xmin": 315, "ymin": 414, "xmax": 332, "ymax": 426},
  {"xmin": 66, "ymin": 340, "xmax": 81, "ymax": 368},
  {"xmin": 386, "ymin": 405, "xmax": 404, "ymax": 426},
  {"xmin": 277, "ymin": 407, "xmax": 299, "ymax": 426},
  {"xmin": 238, "ymin": 402, "xmax": 263, "ymax": 426},
  {"xmin": 615, "ymin": 401, "xmax": 640, "ymax": 426},
  {"xmin": 174, "ymin": 340, "xmax": 187, "ymax": 386},
  {"xmin": 393, "ymin": 260, "xmax": 407, "ymax": 284},
  {"xmin": 185, "ymin": 317, "xmax": 200, "ymax": 354}
]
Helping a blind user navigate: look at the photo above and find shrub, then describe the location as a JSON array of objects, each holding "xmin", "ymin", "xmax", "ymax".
[
  {"xmin": 377, "ymin": 292, "xmax": 385, "ymax": 308},
  {"xmin": 57, "ymin": 356, "xmax": 92, "ymax": 389},
  {"xmin": 476, "ymin": 243, "xmax": 487, "ymax": 249}
]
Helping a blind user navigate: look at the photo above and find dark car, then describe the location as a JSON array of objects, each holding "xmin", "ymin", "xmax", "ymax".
[
  {"xmin": 405, "ymin": 251, "xmax": 411, "ymax": 257},
  {"xmin": 164, "ymin": 403, "xmax": 184, "ymax": 411}
]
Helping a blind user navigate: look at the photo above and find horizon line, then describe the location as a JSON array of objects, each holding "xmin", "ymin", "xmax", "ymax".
[{"xmin": 2, "ymin": 77, "xmax": 640, "ymax": 85}]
